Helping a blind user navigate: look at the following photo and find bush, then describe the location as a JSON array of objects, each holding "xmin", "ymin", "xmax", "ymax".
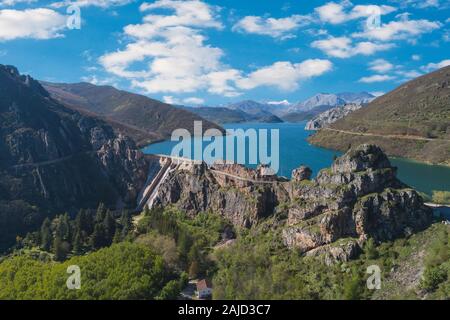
[
  {"xmin": 420, "ymin": 266, "xmax": 448, "ymax": 292},
  {"xmin": 432, "ymin": 191, "xmax": 450, "ymax": 205}
]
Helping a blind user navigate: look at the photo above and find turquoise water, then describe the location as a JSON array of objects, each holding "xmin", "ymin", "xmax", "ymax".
[{"xmin": 142, "ymin": 122, "xmax": 450, "ymax": 195}]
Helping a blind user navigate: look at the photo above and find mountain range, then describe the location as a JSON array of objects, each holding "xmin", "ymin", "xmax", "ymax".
[
  {"xmin": 183, "ymin": 92, "xmax": 375, "ymax": 125},
  {"xmin": 41, "ymin": 82, "xmax": 222, "ymax": 146}
]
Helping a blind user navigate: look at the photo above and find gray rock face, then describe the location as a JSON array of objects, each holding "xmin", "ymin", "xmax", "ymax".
[
  {"xmin": 282, "ymin": 144, "xmax": 432, "ymax": 262},
  {"xmin": 305, "ymin": 104, "xmax": 362, "ymax": 130},
  {"xmin": 151, "ymin": 144, "xmax": 432, "ymax": 263},
  {"xmin": 154, "ymin": 163, "xmax": 287, "ymax": 227},
  {"xmin": 292, "ymin": 166, "xmax": 312, "ymax": 181},
  {"xmin": 0, "ymin": 65, "xmax": 149, "ymax": 250}
]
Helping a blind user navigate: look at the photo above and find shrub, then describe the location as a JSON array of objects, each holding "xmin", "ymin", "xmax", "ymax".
[{"xmin": 432, "ymin": 191, "xmax": 450, "ymax": 205}]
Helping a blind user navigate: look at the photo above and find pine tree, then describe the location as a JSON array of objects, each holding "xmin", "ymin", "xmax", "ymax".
[
  {"xmin": 95, "ymin": 203, "xmax": 106, "ymax": 223},
  {"xmin": 103, "ymin": 210, "xmax": 116, "ymax": 245},
  {"xmin": 120, "ymin": 210, "xmax": 132, "ymax": 239},
  {"xmin": 73, "ymin": 232, "xmax": 83, "ymax": 255},
  {"xmin": 40, "ymin": 218, "xmax": 52, "ymax": 251},
  {"xmin": 53, "ymin": 236, "xmax": 66, "ymax": 262},
  {"xmin": 113, "ymin": 229, "xmax": 122, "ymax": 244},
  {"xmin": 75, "ymin": 209, "xmax": 89, "ymax": 240},
  {"xmin": 91, "ymin": 223, "xmax": 106, "ymax": 249}
]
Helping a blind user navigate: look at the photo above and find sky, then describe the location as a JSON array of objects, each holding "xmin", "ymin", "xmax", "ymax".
[{"xmin": 0, "ymin": 0, "xmax": 449, "ymax": 106}]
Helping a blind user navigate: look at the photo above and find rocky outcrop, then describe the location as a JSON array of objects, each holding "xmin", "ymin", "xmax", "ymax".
[
  {"xmin": 0, "ymin": 65, "xmax": 148, "ymax": 250},
  {"xmin": 305, "ymin": 104, "xmax": 362, "ymax": 130},
  {"xmin": 292, "ymin": 166, "xmax": 312, "ymax": 182},
  {"xmin": 151, "ymin": 144, "xmax": 432, "ymax": 264},
  {"xmin": 153, "ymin": 161, "xmax": 288, "ymax": 227},
  {"xmin": 282, "ymin": 144, "xmax": 432, "ymax": 262}
]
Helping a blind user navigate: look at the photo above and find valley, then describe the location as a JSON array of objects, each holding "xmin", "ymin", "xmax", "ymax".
[{"xmin": 0, "ymin": 64, "xmax": 448, "ymax": 301}]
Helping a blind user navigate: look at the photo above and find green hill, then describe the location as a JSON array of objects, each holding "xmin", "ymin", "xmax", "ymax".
[
  {"xmin": 309, "ymin": 66, "xmax": 450, "ymax": 165},
  {"xmin": 42, "ymin": 82, "xmax": 223, "ymax": 146}
]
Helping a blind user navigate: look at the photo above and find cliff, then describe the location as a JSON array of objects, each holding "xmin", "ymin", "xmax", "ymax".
[
  {"xmin": 0, "ymin": 65, "xmax": 148, "ymax": 251},
  {"xmin": 305, "ymin": 104, "xmax": 362, "ymax": 130},
  {"xmin": 150, "ymin": 144, "xmax": 432, "ymax": 264}
]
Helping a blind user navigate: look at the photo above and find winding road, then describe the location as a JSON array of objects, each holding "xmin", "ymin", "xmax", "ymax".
[
  {"xmin": 8, "ymin": 151, "xmax": 97, "ymax": 170},
  {"xmin": 322, "ymin": 128, "xmax": 450, "ymax": 142}
]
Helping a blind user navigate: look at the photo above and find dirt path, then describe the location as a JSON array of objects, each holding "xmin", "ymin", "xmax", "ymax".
[
  {"xmin": 9, "ymin": 151, "xmax": 96, "ymax": 170},
  {"xmin": 322, "ymin": 128, "xmax": 450, "ymax": 142}
]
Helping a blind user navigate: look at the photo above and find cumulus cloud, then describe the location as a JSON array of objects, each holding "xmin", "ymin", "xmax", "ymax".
[
  {"xmin": 232, "ymin": 14, "xmax": 312, "ymax": 39},
  {"xmin": 353, "ymin": 17, "xmax": 441, "ymax": 41},
  {"xmin": 421, "ymin": 59, "xmax": 450, "ymax": 72},
  {"xmin": 236, "ymin": 59, "xmax": 333, "ymax": 91},
  {"xmin": 396, "ymin": 70, "xmax": 422, "ymax": 79},
  {"xmin": 100, "ymin": 0, "xmax": 332, "ymax": 99},
  {"xmin": 0, "ymin": 8, "xmax": 66, "ymax": 40},
  {"xmin": 100, "ymin": 0, "xmax": 233, "ymax": 95},
  {"xmin": 359, "ymin": 74, "xmax": 396, "ymax": 83},
  {"xmin": 51, "ymin": 0, "xmax": 134, "ymax": 8},
  {"xmin": 183, "ymin": 97, "xmax": 205, "ymax": 105},
  {"xmin": 368, "ymin": 59, "xmax": 394, "ymax": 72},
  {"xmin": 315, "ymin": 2, "xmax": 396, "ymax": 25},
  {"xmin": 163, "ymin": 95, "xmax": 204, "ymax": 105},
  {"xmin": 389, "ymin": 0, "xmax": 443, "ymax": 9},
  {"xmin": 311, "ymin": 36, "xmax": 393, "ymax": 58},
  {"xmin": 0, "ymin": 0, "xmax": 36, "ymax": 6}
]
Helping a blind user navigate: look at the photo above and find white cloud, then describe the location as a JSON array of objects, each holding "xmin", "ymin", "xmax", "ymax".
[
  {"xmin": 81, "ymin": 75, "xmax": 118, "ymax": 86},
  {"xmin": 359, "ymin": 74, "xmax": 396, "ymax": 83},
  {"xmin": 311, "ymin": 36, "xmax": 393, "ymax": 58},
  {"xmin": 395, "ymin": 69, "xmax": 422, "ymax": 79},
  {"xmin": 183, "ymin": 97, "xmax": 204, "ymax": 105},
  {"xmin": 315, "ymin": 2, "xmax": 396, "ymax": 25},
  {"xmin": 369, "ymin": 59, "xmax": 394, "ymax": 72},
  {"xmin": 236, "ymin": 59, "xmax": 333, "ymax": 91},
  {"xmin": 370, "ymin": 91, "xmax": 385, "ymax": 97},
  {"xmin": 315, "ymin": 2, "xmax": 349, "ymax": 24},
  {"xmin": 162, "ymin": 96, "xmax": 204, "ymax": 105},
  {"xmin": 267, "ymin": 100, "xmax": 291, "ymax": 106},
  {"xmin": 101, "ymin": 1, "xmax": 332, "ymax": 99},
  {"xmin": 100, "ymin": 0, "xmax": 233, "ymax": 95},
  {"xmin": 163, "ymin": 96, "xmax": 181, "ymax": 105},
  {"xmin": 232, "ymin": 14, "xmax": 312, "ymax": 39},
  {"xmin": 420, "ymin": 59, "xmax": 450, "ymax": 72},
  {"xmin": 0, "ymin": 8, "xmax": 66, "ymax": 40},
  {"xmin": 389, "ymin": 0, "xmax": 442, "ymax": 9},
  {"xmin": 51, "ymin": 0, "xmax": 134, "ymax": 8},
  {"xmin": 0, "ymin": 0, "xmax": 36, "ymax": 6},
  {"xmin": 353, "ymin": 18, "xmax": 441, "ymax": 42},
  {"xmin": 412, "ymin": 54, "xmax": 421, "ymax": 61}
]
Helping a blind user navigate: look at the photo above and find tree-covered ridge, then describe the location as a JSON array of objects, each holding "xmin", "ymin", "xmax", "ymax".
[
  {"xmin": 0, "ymin": 206, "xmax": 232, "ymax": 300},
  {"xmin": 0, "ymin": 242, "xmax": 186, "ymax": 300},
  {"xmin": 0, "ymin": 204, "xmax": 448, "ymax": 300},
  {"xmin": 15, "ymin": 203, "xmax": 133, "ymax": 261},
  {"xmin": 213, "ymin": 219, "xmax": 450, "ymax": 300}
]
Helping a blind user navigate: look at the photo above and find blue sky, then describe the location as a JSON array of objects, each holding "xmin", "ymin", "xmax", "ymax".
[{"xmin": 0, "ymin": 0, "xmax": 449, "ymax": 105}]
